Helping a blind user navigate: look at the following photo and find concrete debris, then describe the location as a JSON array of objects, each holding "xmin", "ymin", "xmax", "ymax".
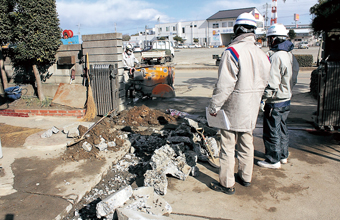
[
  {"xmin": 96, "ymin": 185, "xmax": 133, "ymax": 219},
  {"xmin": 184, "ymin": 117, "xmax": 199, "ymax": 129},
  {"xmin": 108, "ymin": 141, "xmax": 117, "ymax": 147},
  {"xmin": 144, "ymin": 170, "xmax": 168, "ymax": 195},
  {"xmin": 144, "ymin": 144, "xmax": 195, "ymax": 195},
  {"xmin": 63, "ymin": 106, "xmax": 221, "ymax": 219},
  {"xmin": 82, "ymin": 142, "xmax": 92, "ymax": 152},
  {"xmin": 40, "ymin": 126, "xmax": 59, "ymax": 138},
  {"xmin": 116, "ymin": 208, "xmax": 173, "ymax": 220},
  {"xmin": 95, "ymin": 136, "xmax": 108, "ymax": 151},
  {"xmin": 123, "ymin": 187, "xmax": 172, "ymax": 216}
]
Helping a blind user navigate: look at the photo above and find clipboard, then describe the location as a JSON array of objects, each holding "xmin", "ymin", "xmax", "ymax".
[{"xmin": 206, "ymin": 107, "xmax": 230, "ymax": 130}]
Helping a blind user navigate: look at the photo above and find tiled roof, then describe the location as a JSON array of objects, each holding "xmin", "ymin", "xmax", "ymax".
[{"xmin": 207, "ymin": 7, "xmax": 256, "ymax": 20}]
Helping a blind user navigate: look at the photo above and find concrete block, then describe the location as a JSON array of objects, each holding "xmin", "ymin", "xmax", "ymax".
[
  {"xmin": 82, "ymin": 40, "xmax": 122, "ymax": 49},
  {"xmin": 87, "ymin": 54, "xmax": 122, "ymax": 62},
  {"xmin": 96, "ymin": 185, "xmax": 133, "ymax": 218},
  {"xmin": 83, "ymin": 47, "xmax": 123, "ymax": 55},
  {"xmin": 82, "ymin": 33, "xmax": 122, "ymax": 41},
  {"xmin": 117, "ymin": 208, "xmax": 173, "ymax": 220},
  {"xmin": 58, "ymin": 44, "xmax": 82, "ymax": 51}
]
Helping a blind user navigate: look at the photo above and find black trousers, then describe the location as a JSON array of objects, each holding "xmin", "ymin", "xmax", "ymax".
[{"xmin": 263, "ymin": 103, "xmax": 290, "ymax": 163}]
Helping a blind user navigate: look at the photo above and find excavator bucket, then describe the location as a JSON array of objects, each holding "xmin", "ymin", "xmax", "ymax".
[{"xmin": 151, "ymin": 84, "xmax": 175, "ymax": 98}]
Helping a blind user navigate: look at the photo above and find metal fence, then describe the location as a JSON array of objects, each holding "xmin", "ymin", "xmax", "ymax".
[
  {"xmin": 90, "ymin": 64, "xmax": 119, "ymax": 116},
  {"xmin": 316, "ymin": 61, "xmax": 340, "ymax": 130}
]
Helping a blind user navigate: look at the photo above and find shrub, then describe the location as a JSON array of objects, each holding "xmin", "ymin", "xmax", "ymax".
[{"xmin": 294, "ymin": 54, "xmax": 314, "ymax": 67}]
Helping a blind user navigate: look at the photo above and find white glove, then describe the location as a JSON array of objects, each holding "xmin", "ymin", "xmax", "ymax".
[{"xmin": 260, "ymin": 101, "xmax": 265, "ymax": 112}]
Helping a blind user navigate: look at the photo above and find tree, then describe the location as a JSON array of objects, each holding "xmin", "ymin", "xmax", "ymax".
[
  {"xmin": 122, "ymin": 34, "xmax": 131, "ymax": 41},
  {"xmin": 193, "ymin": 38, "xmax": 199, "ymax": 43},
  {"xmin": 288, "ymin": 29, "xmax": 296, "ymax": 40},
  {"xmin": 173, "ymin": 35, "xmax": 184, "ymax": 43},
  {"xmin": 11, "ymin": 0, "xmax": 62, "ymax": 101},
  {"xmin": 0, "ymin": 0, "xmax": 15, "ymax": 90},
  {"xmin": 310, "ymin": 0, "xmax": 340, "ymax": 34}
]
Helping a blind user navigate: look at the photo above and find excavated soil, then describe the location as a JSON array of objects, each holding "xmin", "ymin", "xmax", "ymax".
[{"xmin": 61, "ymin": 105, "xmax": 179, "ymax": 162}]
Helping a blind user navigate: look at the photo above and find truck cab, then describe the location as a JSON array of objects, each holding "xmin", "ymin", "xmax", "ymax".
[{"xmin": 152, "ymin": 40, "xmax": 174, "ymax": 58}]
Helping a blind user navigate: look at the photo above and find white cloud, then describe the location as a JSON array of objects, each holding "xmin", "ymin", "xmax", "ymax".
[{"xmin": 56, "ymin": 0, "xmax": 170, "ymax": 34}]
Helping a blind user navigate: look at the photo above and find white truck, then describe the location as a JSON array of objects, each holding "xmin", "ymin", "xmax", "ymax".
[{"xmin": 141, "ymin": 40, "xmax": 174, "ymax": 64}]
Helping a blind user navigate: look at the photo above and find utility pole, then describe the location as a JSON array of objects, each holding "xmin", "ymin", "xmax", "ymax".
[
  {"xmin": 77, "ymin": 23, "xmax": 81, "ymax": 43},
  {"xmin": 265, "ymin": 3, "xmax": 269, "ymax": 30},
  {"xmin": 114, "ymin": 23, "xmax": 117, "ymax": 33}
]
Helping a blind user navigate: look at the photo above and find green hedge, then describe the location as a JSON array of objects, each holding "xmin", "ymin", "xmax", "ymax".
[{"xmin": 294, "ymin": 54, "xmax": 313, "ymax": 67}]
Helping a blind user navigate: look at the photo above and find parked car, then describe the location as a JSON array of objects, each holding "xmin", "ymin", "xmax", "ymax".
[
  {"xmin": 177, "ymin": 44, "xmax": 187, "ymax": 49},
  {"xmin": 195, "ymin": 44, "xmax": 202, "ymax": 48},
  {"xmin": 298, "ymin": 42, "xmax": 309, "ymax": 49},
  {"xmin": 134, "ymin": 46, "xmax": 142, "ymax": 52},
  {"xmin": 188, "ymin": 44, "xmax": 196, "ymax": 48}
]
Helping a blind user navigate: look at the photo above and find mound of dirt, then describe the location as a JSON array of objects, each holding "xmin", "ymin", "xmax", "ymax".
[
  {"xmin": 61, "ymin": 105, "xmax": 179, "ymax": 161},
  {"xmin": 112, "ymin": 105, "xmax": 178, "ymax": 127}
]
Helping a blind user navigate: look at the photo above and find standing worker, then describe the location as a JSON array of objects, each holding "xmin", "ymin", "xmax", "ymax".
[
  {"xmin": 208, "ymin": 13, "xmax": 271, "ymax": 195},
  {"xmin": 258, "ymin": 24, "xmax": 299, "ymax": 169},
  {"xmin": 122, "ymin": 44, "xmax": 139, "ymax": 97}
]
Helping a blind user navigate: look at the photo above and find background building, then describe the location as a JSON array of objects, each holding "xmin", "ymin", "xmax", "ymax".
[{"xmin": 129, "ymin": 7, "xmax": 319, "ymax": 48}]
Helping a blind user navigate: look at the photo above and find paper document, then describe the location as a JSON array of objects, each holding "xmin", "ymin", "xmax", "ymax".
[{"xmin": 206, "ymin": 107, "xmax": 230, "ymax": 130}]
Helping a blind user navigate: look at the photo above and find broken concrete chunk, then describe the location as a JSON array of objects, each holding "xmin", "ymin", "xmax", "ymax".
[
  {"xmin": 122, "ymin": 187, "xmax": 172, "ymax": 216},
  {"xmin": 82, "ymin": 142, "xmax": 92, "ymax": 152},
  {"xmin": 96, "ymin": 185, "xmax": 133, "ymax": 218},
  {"xmin": 40, "ymin": 129, "xmax": 53, "ymax": 139},
  {"xmin": 149, "ymin": 145, "xmax": 191, "ymax": 182},
  {"xmin": 40, "ymin": 126, "xmax": 59, "ymax": 138},
  {"xmin": 116, "ymin": 208, "xmax": 173, "ymax": 220},
  {"xmin": 144, "ymin": 170, "xmax": 168, "ymax": 195},
  {"xmin": 107, "ymin": 141, "xmax": 116, "ymax": 148},
  {"xmin": 95, "ymin": 136, "xmax": 108, "ymax": 151},
  {"xmin": 184, "ymin": 117, "xmax": 199, "ymax": 129}
]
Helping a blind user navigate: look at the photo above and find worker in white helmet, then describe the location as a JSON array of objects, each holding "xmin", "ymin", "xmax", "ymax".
[
  {"xmin": 257, "ymin": 23, "xmax": 299, "ymax": 169},
  {"xmin": 122, "ymin": 44, "xmax": 139, "ymax": 97},
  {"xmin": 208, "ymin": 13, "xmax": 271, "ymax": 194}
]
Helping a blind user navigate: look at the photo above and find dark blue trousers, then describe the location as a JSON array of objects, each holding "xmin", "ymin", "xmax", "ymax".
[{"xmin": 263, "ymin": 101, "xmax": 290, "ymax": 164}]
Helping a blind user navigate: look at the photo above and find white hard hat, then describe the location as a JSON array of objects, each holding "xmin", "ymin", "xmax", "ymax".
[
  {"xmin": 235, "ymin": 13, "xmax": 257, "ymax": 28},
  {"xmin": 126, "ymin": 44, "xmax": 133, "ymax": 51},
  {"xmin": 266, "ymin": 24, "xmax": 288, "ymax": 37}
]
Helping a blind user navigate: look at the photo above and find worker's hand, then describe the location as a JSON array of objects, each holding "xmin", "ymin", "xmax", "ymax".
[
  {"xmin": 260, "ymin": 101, "xmax": 265, "ymax": 112},
  {"xmin": 210, "ymin": 112, "xmax": 217, "ymax": 117}
]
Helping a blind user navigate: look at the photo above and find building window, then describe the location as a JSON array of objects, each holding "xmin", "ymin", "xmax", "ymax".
[
  {"xmin": 228, "ymin": 22, "xmax": 233, "ymax": 27},
  {"xmin": 182, "ymin": 27, "xmax": 185, "ymax": 33},
  {"xmin": 166, "ymin": 26, "xmax": 169, "ymax": 32},
  {"xmin": 159, "ymin": 27, "xmax": 162, "ymax": 32},
  {"xmin": 173, "ymin": 26, "xmax": 176, "ymax": 31},
  {"xmin": 194, "ymin": 25, "xmax": 197, "ymax": 27},
  {"xmin": 222, "ymin": 22, "xmax": 227, "ymax": 27},
  {"xmin": 213, "ymin": 23, "xmax": 219, "ymax": 28}
]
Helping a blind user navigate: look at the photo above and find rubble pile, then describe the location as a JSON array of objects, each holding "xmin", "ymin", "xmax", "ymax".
[{"xmin": 63, "ymin": 105, "xmax": 219, "ymax": 220}]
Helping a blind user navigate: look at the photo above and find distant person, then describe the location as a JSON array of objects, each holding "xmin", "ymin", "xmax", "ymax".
[
  {"xmin": 257, "ymin": 23, "xmax": 299, "ymax": 169},
  {"xmin": 207, "ymin": 13, "xmax": 271, "ymax": 195},
  {"xmin": 122, "ymin": 44, "xmax": 139, "ymax": 97}
]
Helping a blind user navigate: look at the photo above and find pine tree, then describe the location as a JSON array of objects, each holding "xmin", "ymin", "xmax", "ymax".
[
  {"xmin": 0, "ymin": 0, "xmax": 15, "ymax": 90},
  {"xmin": 11, "ymin": 0, "xmax": 62, "ymax": 100}
]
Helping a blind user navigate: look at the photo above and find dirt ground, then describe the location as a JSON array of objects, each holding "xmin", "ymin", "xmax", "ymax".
[{"xmin": 0, "ymin": 95, "xmax": 79, "ymax": 110}]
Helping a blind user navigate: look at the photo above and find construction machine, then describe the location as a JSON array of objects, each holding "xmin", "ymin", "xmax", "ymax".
[{"xmin": 127, "ymin": 64, "xmax": 175, "ymax": 98}]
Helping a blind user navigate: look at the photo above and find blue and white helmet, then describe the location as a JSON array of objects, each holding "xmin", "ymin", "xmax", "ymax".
[{"xmin": 235, "ymin": 13, "xmax": 257, "ymax": 29}]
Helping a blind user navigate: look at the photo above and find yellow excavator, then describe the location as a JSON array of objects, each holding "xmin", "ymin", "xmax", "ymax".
[{"xmin": 128, "ymin": 64, "xmax": 175, "ymax": 98}]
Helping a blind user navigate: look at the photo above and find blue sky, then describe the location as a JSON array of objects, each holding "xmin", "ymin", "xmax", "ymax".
[{"xmin": 56, "ymin": 0, "xmax": 318, "ymax": 36}]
